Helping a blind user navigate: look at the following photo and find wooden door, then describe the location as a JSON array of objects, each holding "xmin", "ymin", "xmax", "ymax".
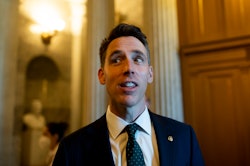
[{"xmin": 181, "ymin": 38, "xmax": 250, "ymax": 165}]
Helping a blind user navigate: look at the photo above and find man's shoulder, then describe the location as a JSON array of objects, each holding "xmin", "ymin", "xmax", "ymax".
[
  {"xmin": 149, "ymin": 111, "xmax": 191, "ymax": 131},
  {"xmin": 62, "ymin": 114, "xmax": 107, "ymax": 143}
]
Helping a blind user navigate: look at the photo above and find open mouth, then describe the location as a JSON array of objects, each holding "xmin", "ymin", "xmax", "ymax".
[{"xmin": 120, "ymin": 81, "xmax": 137, "ymax": 88}]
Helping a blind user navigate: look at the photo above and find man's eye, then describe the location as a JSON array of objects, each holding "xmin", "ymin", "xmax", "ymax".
[
  {"xmin": 111, "ymin": 57, "xmax": 121, "ymax": 64},
  {"xmin": 134, "ymin": 57, "xmax": 144, "ymax": 63}
]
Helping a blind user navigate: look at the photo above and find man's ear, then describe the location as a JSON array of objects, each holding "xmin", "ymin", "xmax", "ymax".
[
  {"xmin": 147, "ymin": 66, "xmax": 153, "ymax": 83},
  {"xmin": 98, "ymin": 68, "xmax": 105, "ymax": 85}
]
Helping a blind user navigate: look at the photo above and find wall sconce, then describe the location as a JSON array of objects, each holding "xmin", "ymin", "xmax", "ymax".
[
  {"xmin": 39, "ymin": 19, "xmax": 65, "ymax": 46},
  {"xmin": 30, "ymin": 19, "xmax": 65, "ymax": 46},
  {"xmin": 25, "ymin": 1, "xmax": 66, "ymax": 46},
  {"xmin": 41, "ymin": 30, "xmax": 58, "ymax": 45}
]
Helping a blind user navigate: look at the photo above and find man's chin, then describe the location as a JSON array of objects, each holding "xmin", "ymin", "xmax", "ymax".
[{"xmin": 119, "ymin": 99, "xmax": 138, "ymax": 107}]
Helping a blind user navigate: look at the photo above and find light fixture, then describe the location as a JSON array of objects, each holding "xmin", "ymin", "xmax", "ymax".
[
  {"xmin": 22, "ymin": 0, "xmax": 66, "ymax": 46},
  {"xmin": 30, "ymin": 18, "xmax": 65, "ymax": 46},
  {"xmin": 41, "ymin": 30, "xmax": 58, "ymax": 45},
  {"xmin": 38, "ymin": 18, "xmax": 65, "ymax": 45},
  {"xmin": 37, "ymin": 18, "xmax": 65, "ymax": 46},
  {"xmin": 40, "ymin": 30, "xmax": 57, "ymax": 45}
]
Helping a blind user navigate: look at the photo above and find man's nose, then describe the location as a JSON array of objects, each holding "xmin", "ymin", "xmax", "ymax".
[{"xmin": 123, "ymin": 59, "xmax": 135, "ymax": 75}]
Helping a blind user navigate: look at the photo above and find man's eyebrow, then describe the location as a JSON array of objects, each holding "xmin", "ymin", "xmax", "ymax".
[
  {"xmin": 108, "ymin": 49, "xmax": 146, "ymax": 58},
  {"xmin": 109, "ymin": 50, "xmax": 123, "ymax": 57},
  {"xmin": 132, "ymin": 50, "xmax": 145, "ymax": 55},
  {"xmin": 131, "ymin": 50, "xmax": 147, "ymax": 58}
]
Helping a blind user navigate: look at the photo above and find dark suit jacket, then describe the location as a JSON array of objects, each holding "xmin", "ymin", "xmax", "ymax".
[{"xmin": 53, "ymin": 111, "xmax": 205, "ymax": 166}]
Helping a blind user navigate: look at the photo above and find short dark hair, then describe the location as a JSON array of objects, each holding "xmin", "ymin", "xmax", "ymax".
[{"xmin": 99, "ymin": 23, "xmax": 150, "ymax": 67}]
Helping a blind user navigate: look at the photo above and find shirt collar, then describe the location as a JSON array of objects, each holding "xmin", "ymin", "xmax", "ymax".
[{"xmin": 106, "ymin": 105, "xmax": 152, "ymax": 140}]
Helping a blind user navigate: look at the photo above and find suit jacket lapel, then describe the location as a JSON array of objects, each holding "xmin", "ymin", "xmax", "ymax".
[
  {"xmin": 94, "ymin": 115, "xmax": 115, "ymax": 166},
  {"xmin": 150, "ymin": 112, "xmax": 175, "ymax": 166}
]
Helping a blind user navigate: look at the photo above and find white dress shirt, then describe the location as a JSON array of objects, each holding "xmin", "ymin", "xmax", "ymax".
[{"xmin": 106, "ymin": 106, "xmax": 159, "ymax": 166}]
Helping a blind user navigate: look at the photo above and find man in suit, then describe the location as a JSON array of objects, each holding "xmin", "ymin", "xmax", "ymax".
[{"xmin": 53, "ymin": 23, "xmax": 205, "ymax": 166}]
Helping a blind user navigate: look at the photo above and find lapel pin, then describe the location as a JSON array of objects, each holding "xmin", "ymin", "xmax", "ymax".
[{"xmin": 168, "ymin": 136, "xmax": 174, "ymax": 142}]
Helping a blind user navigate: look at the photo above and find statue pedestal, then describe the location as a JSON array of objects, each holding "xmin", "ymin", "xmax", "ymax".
[{"xmin": 22, "ymin": 129, "xmax": 48, "ymax": 166}]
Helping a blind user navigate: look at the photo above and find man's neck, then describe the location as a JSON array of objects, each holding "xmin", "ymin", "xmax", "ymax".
[{"xmin": 109, "ymin": 103, "xmax": 146, "ymax": 123}]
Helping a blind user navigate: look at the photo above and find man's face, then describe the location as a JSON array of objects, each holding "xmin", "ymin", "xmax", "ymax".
[{"xmin": 98, "ymin": 36, "xmax": 153, "ymax": 107}]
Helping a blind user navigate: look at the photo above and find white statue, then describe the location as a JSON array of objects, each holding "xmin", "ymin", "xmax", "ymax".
[
  {"xmin": 23, "ymin": 99, "xmax": 46, "ymax": 129},
  {"xmin": 22, "ymin": 99, "xmax": 48, "ymax": 166}
]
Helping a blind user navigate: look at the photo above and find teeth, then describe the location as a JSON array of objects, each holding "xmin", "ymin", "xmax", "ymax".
[
  {"xmin": 121, "ymin": 82, "xmax": 136, "ymax": 87},
  {"xmin": 126, "ymin": 82, "xmax": 135, "ymax": 87}
]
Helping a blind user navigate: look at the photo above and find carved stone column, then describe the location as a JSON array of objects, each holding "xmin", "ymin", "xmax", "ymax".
[
  {"xmin": 81, "ymin": 0, "xmax": 114, "ymax": 126},
  {"xmin": 144, "ymin": 0, "xmax": 183, "ymax": 121}
]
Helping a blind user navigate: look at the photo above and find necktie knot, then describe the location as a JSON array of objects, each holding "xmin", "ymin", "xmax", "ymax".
[{"xmin": 125, "ymin": 123, "xmax": 139, "ymax": 138}]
